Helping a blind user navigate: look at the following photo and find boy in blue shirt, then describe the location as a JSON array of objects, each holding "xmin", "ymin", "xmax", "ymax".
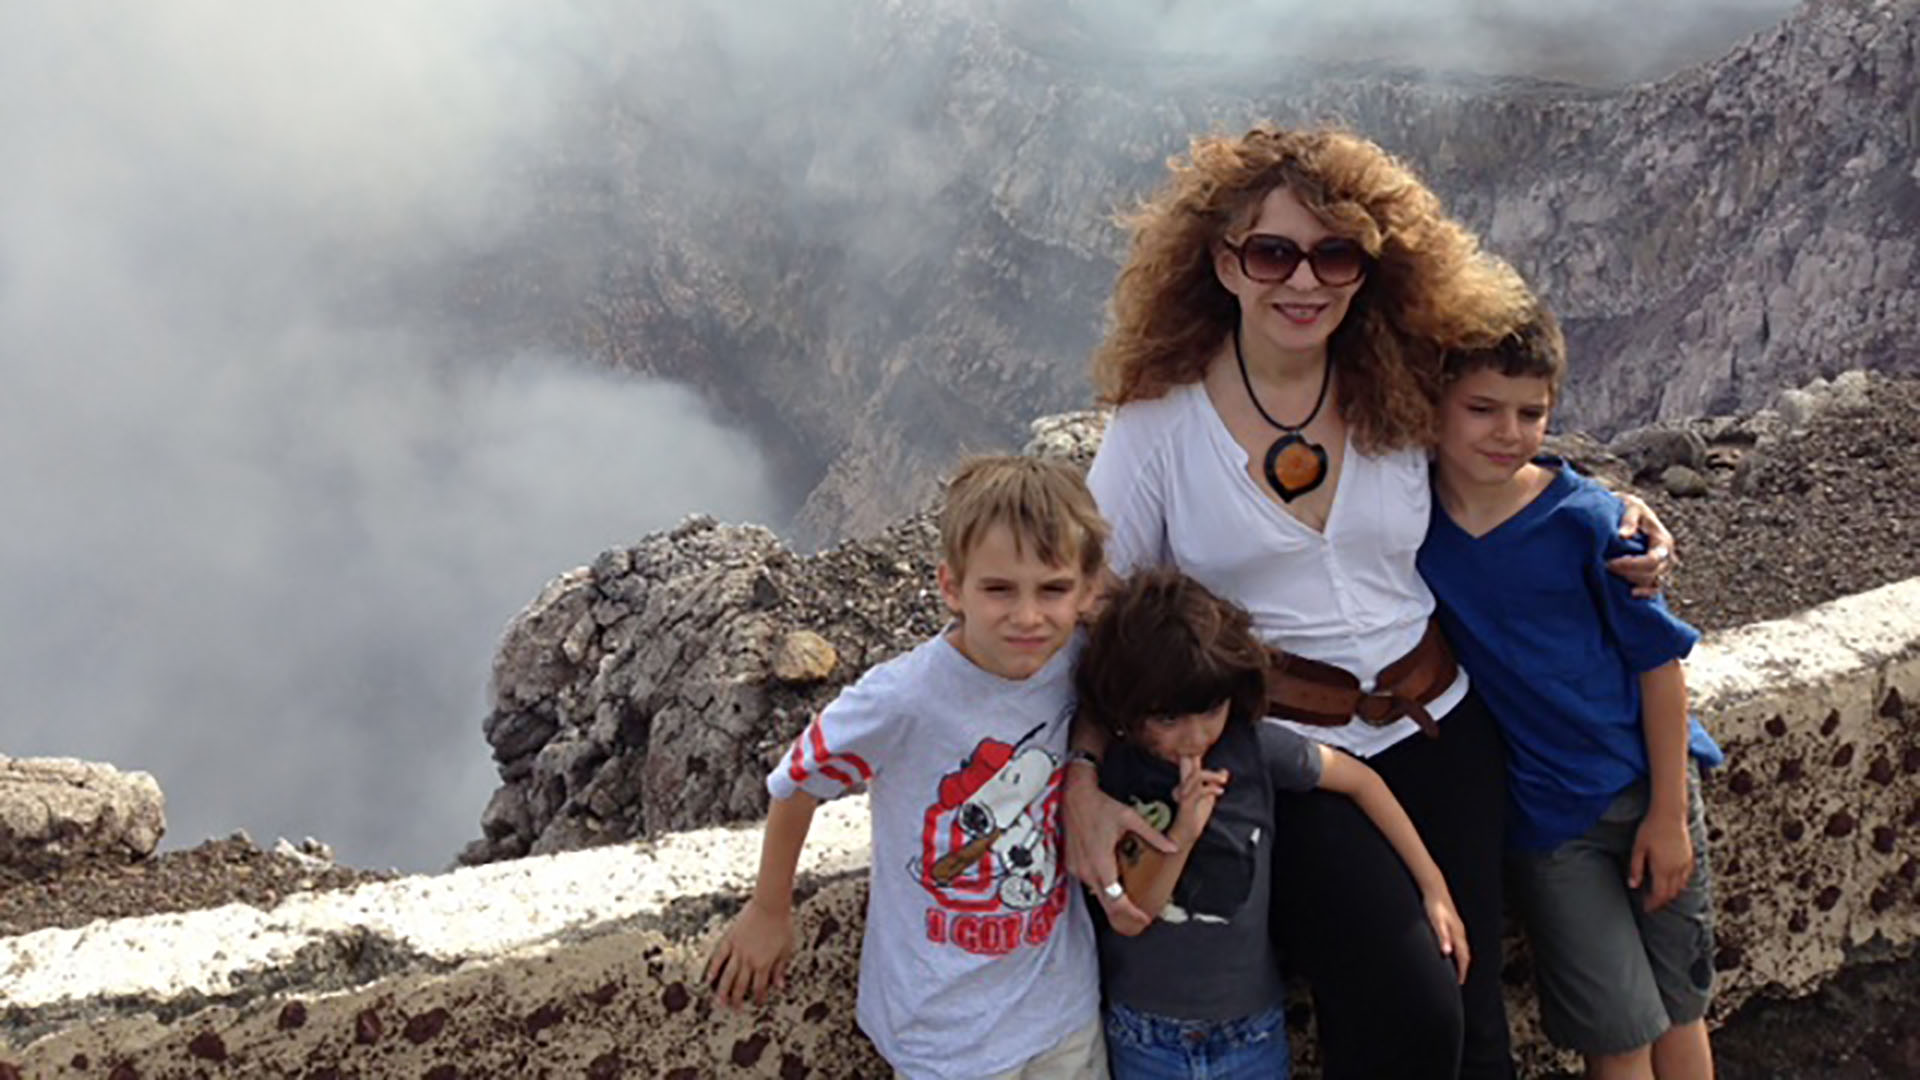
[{"xmin": 1416, "ymin": 311, "xmax": 1724, "ymax": 1080}]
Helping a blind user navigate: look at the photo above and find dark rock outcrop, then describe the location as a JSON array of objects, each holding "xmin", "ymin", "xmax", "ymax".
[{"xmin": 462, "ymin": 507, "xmax": 951, "ymax": 863}]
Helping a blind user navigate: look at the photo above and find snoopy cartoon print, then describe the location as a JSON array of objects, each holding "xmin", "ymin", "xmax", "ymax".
[{"xmin": 914, "ymin": 725, "xmax": 1061, "ymax": 912}]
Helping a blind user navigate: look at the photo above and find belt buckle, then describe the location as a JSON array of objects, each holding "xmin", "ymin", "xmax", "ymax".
[{"xmin": 1356, "ymin": 694, "xmax": 1399, "ymax": 727}]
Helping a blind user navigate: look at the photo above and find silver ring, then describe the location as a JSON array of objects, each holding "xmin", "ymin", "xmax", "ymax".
[{"xmin": 1102, "ymin": 881, "xmax": 1125, "ymax": 900}]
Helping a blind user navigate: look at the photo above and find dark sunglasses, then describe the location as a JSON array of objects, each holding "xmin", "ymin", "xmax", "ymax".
[{"xmin": 1222, "ymin": 234, "xmax": 1372, "ymax": 287}]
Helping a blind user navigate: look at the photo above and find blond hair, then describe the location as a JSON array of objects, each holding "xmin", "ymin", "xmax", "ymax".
[
  {"xmin": 1092, "ymin": 126, "xmax": 1535, "ymax": 451},
  {"xmin": 939, "ymin": 455, "xmax": 1108, "ymax": 581}
]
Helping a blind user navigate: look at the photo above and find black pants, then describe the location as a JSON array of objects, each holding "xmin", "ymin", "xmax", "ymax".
[{"xmin": 1272, "ymin": 692, "xmax": 1514, "ymax": 1080}]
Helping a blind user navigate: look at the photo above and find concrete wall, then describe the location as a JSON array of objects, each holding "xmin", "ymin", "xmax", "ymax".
[{"xmin": 4, "ymin": 577, "xmax": 1917, "ymax": 1079}]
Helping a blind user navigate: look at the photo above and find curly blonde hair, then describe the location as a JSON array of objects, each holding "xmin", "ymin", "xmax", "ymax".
[{"xmin": 1091, "ymin": 126, "xmax": 1535, "ymax": 451}]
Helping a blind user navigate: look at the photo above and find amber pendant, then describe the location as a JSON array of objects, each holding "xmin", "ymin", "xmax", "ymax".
[{"xmin": 1263, "ymin": 433, "xmax": 1329, "ymax": 502}]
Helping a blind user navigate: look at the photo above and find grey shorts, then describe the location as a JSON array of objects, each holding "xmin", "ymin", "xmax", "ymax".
[{"xmin": 1508, "ymin": 764, "xmax": 1716, "ymax": 1056}]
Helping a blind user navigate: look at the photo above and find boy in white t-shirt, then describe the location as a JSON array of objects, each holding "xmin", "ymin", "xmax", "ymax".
[{"xmin": 707, "ymin": 455, "xmax": 1111, "ymax": 1080}]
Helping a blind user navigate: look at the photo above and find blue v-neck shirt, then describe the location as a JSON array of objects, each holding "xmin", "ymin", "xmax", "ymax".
[{"xmin": 1417, "ymin": 458, "xmax": 1724, "ymax": 851}]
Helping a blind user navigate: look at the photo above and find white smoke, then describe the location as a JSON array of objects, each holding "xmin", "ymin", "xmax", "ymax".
[
  {"xmin": 1024, "ymin": 0, "xmax": 1799, "ymax": 86},
  {"xmin": 0, "ymin": 3, "xmax": 779, "ymax": 870}
]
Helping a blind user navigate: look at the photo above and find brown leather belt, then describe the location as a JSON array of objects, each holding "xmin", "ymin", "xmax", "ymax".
[{"xmin": 1265, "ymin": 619, "xmax": 1458, "ymax": 739}]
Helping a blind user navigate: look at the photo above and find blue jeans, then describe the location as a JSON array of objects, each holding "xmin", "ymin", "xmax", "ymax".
[{"xmin": 1103, "ymin": 1002, "xmax": 1289, "ymax": 1080}]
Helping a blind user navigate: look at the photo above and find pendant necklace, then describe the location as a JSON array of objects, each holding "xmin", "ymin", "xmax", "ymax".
[{"xmin": 1234, "ymin": 321, "xmax": 1331, "ymax": 503}]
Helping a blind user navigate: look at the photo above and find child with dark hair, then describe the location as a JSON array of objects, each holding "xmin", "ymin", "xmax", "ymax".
[
  {"xmin": 1420, "ymin": 309, "xmax": 1722, "ymax": 1080},
  {"xmin": 1075, "ymin": 568, "xmax": 1467, "ymax": 1080}
]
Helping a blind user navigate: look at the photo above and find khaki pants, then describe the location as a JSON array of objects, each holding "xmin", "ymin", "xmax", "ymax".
[{"xmin": 894, "ymin": 1015, "xmax": 1109, "ymax": 1080}]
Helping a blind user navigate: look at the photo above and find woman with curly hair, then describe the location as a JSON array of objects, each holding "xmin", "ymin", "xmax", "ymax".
[{"xmin": 1063, "ymin": 126, "xmax": 1669, "ymax": 1080}]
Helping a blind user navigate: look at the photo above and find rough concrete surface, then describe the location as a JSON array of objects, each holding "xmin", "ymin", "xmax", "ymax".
[
  {"xmin": 3, "ymin": 577, "xmax": 1916, "ymax": 1078},
  {"xmin": 1, "ymin": 795, "xmax": 877, "ymax": 1076}
]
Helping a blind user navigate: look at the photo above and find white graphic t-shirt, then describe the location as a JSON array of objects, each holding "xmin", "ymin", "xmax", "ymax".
[{"xmin": 767, "ymin": 631, "xmax": 1098, "ymax": 1080}]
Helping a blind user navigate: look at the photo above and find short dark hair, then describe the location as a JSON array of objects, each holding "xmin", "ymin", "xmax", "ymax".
[
  {"xmin": 1442, "ymin": 303, "xmax": 1566, "ymax": 398},
  {"xmin": 1075, "ymin": 568, "xmax": 1269, "ymax": 744}
]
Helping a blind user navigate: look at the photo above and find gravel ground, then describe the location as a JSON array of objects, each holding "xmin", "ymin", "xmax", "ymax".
[
  {"xmin": 0, "ymin": 833, "xmax": 392, "ymax": 938},
  {"xmin": 3, "ymin": 374, "xmax": 1917, "ymax": 1076},
  {"xmin": 1645, "ymin": 375, "xmax": 1920, "ymax": 634}
]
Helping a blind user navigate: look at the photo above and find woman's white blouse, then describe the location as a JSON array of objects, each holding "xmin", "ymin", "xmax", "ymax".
[{"xmin": 1087, "ymin": 381, "xmax": 1469, "ymax": 758}]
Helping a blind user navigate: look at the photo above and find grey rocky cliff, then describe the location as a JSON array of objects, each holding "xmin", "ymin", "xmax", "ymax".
[
  {"xmin": 1448, "ymin": 0, "xmax": 1920, "ymax": 434},
  {"xmin": 456, "ymin": 0, "xmax": 1917, "ymax": 543}
]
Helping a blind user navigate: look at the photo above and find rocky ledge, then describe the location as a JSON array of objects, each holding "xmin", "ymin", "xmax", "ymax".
[{"xmin": 2, "ymin": 573, "xmax": 1916, "ymax": 1077}]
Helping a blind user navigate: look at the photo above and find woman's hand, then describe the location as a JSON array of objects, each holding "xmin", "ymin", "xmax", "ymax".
[
  {"xmin": 1063, "ymin": 759, "xmax": 1175, "ymax": 926},
  {"xmin": 1608, "ymin": 493, "xmax": 1676, "ymax": 598},
  {"xmin": 1423, "ymin": 890, "xmax": 1471, "ymax": 985},
  {"xmin": 1105, "ymin": 901, "xmax": 1153, "ymax": 937}
]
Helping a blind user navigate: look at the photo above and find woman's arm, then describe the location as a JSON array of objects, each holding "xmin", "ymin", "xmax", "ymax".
[
  {"xmin": 1072, "ymin": 407, "xmax": 1183, "ymax": 918},
  {"xmin": 1315, "ymin": 747, "xmax": 1470, "ymax": 983},
  {"xmin": 1063, "ymin": 719, "xmax": 1176, "ymax": 927},
  {"xmin": 1108, "ymin": 755, "xmax": 1226, "ymax": 933}
]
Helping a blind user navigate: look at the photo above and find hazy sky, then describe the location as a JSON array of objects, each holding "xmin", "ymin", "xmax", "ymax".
[
  {"xmin": 0, "ymin": 4, "xmax": 780, "ymax": 870},
  {"xmin": 0, "ymin": 0, "xmax": 1800, "ymax": 871}
]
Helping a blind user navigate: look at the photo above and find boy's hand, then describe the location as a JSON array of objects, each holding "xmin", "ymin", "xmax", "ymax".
[
  {"xmin": 1064, "ymin": 763, "xmax": 1175, "ymax": 926},
  {"xmin": 1170, "ymin": 755, "xmax": 1227, "ymax": 844},
  {"xmin": 706, "ymin": 899, "xmax": 796, "ymax": 1009},
  {"xmin": 1628, "ymin": 810, "xmax": 1695, "ymax": 912},
  {"xmin": 1423, "ymin": 891, "xmax": 1471, "ymax": 985}
]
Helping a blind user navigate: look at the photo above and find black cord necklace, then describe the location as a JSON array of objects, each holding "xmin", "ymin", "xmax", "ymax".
[{"xmin": 1234, "ymin": 321, "xmax": 1331, "ymax": 502}]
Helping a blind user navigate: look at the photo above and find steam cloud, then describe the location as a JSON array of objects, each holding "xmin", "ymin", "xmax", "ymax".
[
  {"xmin": 0, "ymin": 3, "xmax": 779, "ymax": 870},
  {"xmin": 1043, "ymin": 0, "xmax": 1798, "ymax": 86},
  {"xmin": 0, "ymin": 0, "xmax": 1796, "ymax": 870}
]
